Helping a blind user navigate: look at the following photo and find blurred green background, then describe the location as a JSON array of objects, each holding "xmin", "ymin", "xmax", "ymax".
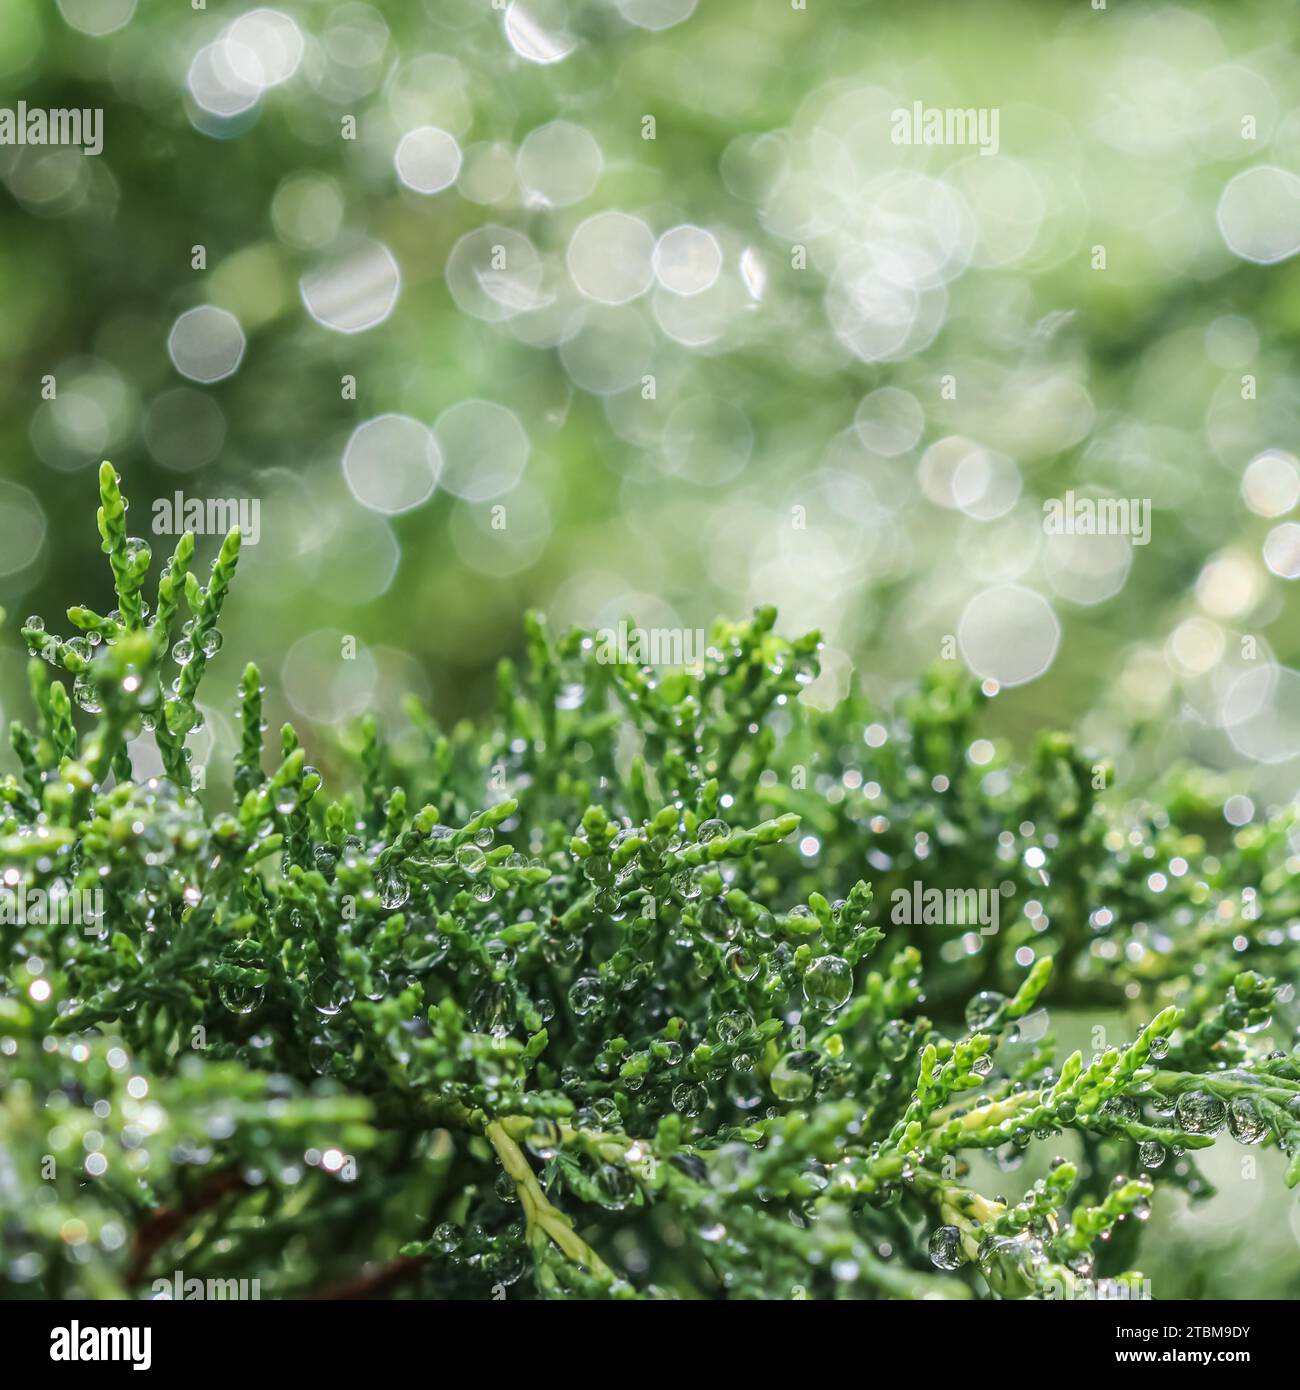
[{"xmin": 1, "ymin": 0, "xmax": 1298, "ymax": 1296}]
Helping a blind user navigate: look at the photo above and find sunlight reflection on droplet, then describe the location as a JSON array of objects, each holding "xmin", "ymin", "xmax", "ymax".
[
  {"xmin": 314, "ymin": 3, "xmax": 390, "ymax": 103},
  {"xmin": 558, "ymin": 307, "xmax": 654, "ymax": 395},
  {"xmin": 1120, "ymin": 646, "xmax": 1173, "ymax": 714},
  {"xmin": 568, "ymin": 211, "xmax": 656, "ymax": 305},
  {"xmin": 957, "ymin": 514, "xmax": 1038, "ymax": 585},
  {"xmin": 387, "ymin": 54, "xmax": 473, "ymax": 138},
  {"xmin": 56, "ymin": 0, "xmax": 136, "ymax": 37},
  {"xmin": 0, "ymin": 480, "xmax": 46, "ymax": 578},
  {"xmin": 445, "ymin": 226, "xmax": 545, "ymax": 320},
  {"xmin": 949, "ymin": 154, "xmax": 1045, "ymax": 270},
  {"xmin": 283, "ymin": 629, "xmax": 378, "ymax": 724},
  {"xmin": 653, "ymin": 225, "xmax": 722, "ymax": 296},
  {"xmin": 739, "ymin": 246, "xmax": 766, "ymax": 300},
  {"xmin": 1224, "ymin": 794, "xmax": 1255, "ymax": 827},
  {"xmin": 167, "ymin": 306, "xmax": 246, "ymax": 383},
  {"xmin": 434, "ymin": 400, "xmax": 530, "ymax": 502},
  {"xmin": 1167, "ymin": 617, "xmax": 1225, "ymax": 677},
  {"xmin": 517, "ymin": 121, "xmax": 601, "ymax": 207},
  {"xmin": 187, "ymin": 39, "xmax": 263, "ymax": 118},
  {"xmin": 720, "ymin": 131, "xmax": 790, "ymax": 205},
  {"xmin": 862, "ymin": 171, "xmax": 975, "ymax": 290},
  {"xmin": 952, "ymin": 448, "xmax": 1021, "ymax": 520},
  {"xmin": 395, "ymin": 126, "xmax": 462, "ymax": 194},
  {"xmin": 661, "ymin": 396, "xmax": 753, "ymax": 486},
  {"xmin": 1242, "ymin": 449, "xmax": 1300, "ymax": 517},
  {"xmin": 1197, "ymin": 550, "xmax": 1264, "ymax": 617},
  {"xmin": 5, "ymin": 147, "xmax": 91, "ymax": 216},
  {"xmin": 1263, "ymin": 521, "xmax": 1300, "ymax": 579},
  {"xmin": 1217, "ymin": 166, "xmax": 1300, "ymax": 264},
  {"xmin": 826, "ymin": 244, "xmax": 925, "ymax": 363},
  {"xmin": 271, "ymin": 173, "xmax": 345, "ymax": 250},
  {"xmin": 652, "ymin": 273, "xmax": 746, "ymax": 348},
  {"xmin": 145, "ymin": 389, "xmax": 226, "ymax": 472},
  {"xmin": 957, "ymin": 585, "xmax": 1060, "ymax": 687},
  {"xmin": 449, "ymin": 482, "xmax": 552, "ymax": 577},
  {"xmin": 457, "ymin": 143, "xmax": 519, "ymax": 206},
  {"xmin": 616, "ymin": 0, "xmax": 697, "ymax": 29},
  {"xmin": 854, "ymin": 387, "xmax": 924, "ymax": 457},
  {"xmin": 1205, "ymin": 314, "xmax": 1259, "ymax": 369},
  {"xmin": 825, "ymin": 429, "xmax": 914, "ymax": 513},
  {"xmin": 920, "ymin": 436, "xmax": 986, "ymax": 509},
  {"xmin": 342, "ymin": 415, "xmax": 440, "ymax": 515},
  {"xmin": 504, "ymin": 0, "xmax": 576, "ymax": 64},
  {"xmin": 311, "ymin": 510, "xmax": 401, "ymax": 604},
  {"xmin": 226, "ymin": 9, "xmax": 303, "ymax": 87},
  {"xmin": 1221, "ymin": 665, "xmax": 1300, "ymax": 763},
  {"xmin": 300, "ymin": 239, "xmax": 401, "ymax": 333},
  {"xmin": 1042, "ymin": 529, "xmax": 1132, "ymax": 606},
  {"xmin": 799, "ymin": 646, "xmax": 853, "ymax": 712},
  {"xmin": 30, "ymin": 358, "xmax": 135, "ymax": 472},
  {"xmin": 505, "ymin": 273, "xmax": 583, "ymax": 350},
  {"xmin": 778, "ymin": 469, "xmax": 885, "ymax": 584}
]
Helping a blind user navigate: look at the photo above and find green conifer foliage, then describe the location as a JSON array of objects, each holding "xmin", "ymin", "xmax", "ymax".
[{"xmin": 1, "ymin": 467, "xmax": 1297, "ymax": 1300}]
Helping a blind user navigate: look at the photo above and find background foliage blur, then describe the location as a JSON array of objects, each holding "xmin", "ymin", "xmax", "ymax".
[{"xmin": 1, "ymin": 0, "xmax": 1298, "ymax": 1297}]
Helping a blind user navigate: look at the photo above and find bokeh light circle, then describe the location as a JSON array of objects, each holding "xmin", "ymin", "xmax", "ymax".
[
  {"xmin": 653, "ymin": 225, "xmax": 722, "ymax": 296},
  {"xmin": 1218, "ymin": 166, "xmax": 1300, "ymax": 264},
  {"xmin": 433, "ymin": 400, "xmax": 530, "ymax": 502},
  {"xmin": 1242, "ymin": 449, "xmax": 1299, "ymax": 518},
  {"xmin": 301, "ymin": 239, "xmax": 401, "ymax": 333},
  {"xmin": 145, "ymin": 389, "xmax": 227, "ymax": 472},
  {"xmin": 282, "ymin": 629, "xmax": 379, "ymax": 724},
  {"xmin": 1221, "ymin": 666, "xmax": 1300, "ymax": 764},
  {"xmin": 1262, "ymin": 522, "xmax": 1300, "ymax": 579},
  {"xmin": 0, "ymin": 480, "xmax": 46, "ymax": 577},
  {"xmin": 617, "ymin": 0, "xmax": 697, "ymax": 29},
  {"xmin": 226, "ymin": 9, "xmax": 303, "ymax": 87},
  {"xmin": 567, "ymin": 211, "xmax": 655, "ymax": 305},
  {"xmin": 504, "ymin": 0, "xmax": 576, "ymax": 64},
  {"xmin": 56, "ymin": 0, "xmax": 136, "ymax": 37},
  {"xmin": 958, "ymin": 585, "xmax": 1060, "ymax": 687},
  {"xmin": 167, "ymin": 306, "xmax": 246, "ymax": 383},
  {"xmin": 517, "ymin": 121, "xmax": 601, "ymax": 207},
  {"xmin": 445, "ymin": 226, "xmax": 546, "ymax": 321},
  {"xmin": 342, "ymin": 414, "xmax": 441, "ymax": 514},
  {"xmin": 854, "ymin": 387, "xmax": 924, "ymax": 457},
  {"xmin": 395, "ymin": 126, "xmax": 462, "ymax": 194}
]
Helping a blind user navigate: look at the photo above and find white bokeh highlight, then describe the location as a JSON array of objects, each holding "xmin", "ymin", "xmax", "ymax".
[
  {"xmin": 517, "ymin": 122, "xmax": 602, "ymax": 207},
  {"xmin": 301, "ymin": 240, "xmax": 401, "ymax": 333},
  {"xmin": 1218, "ymin": 166, "xmax": 1300, "ymax": 264},
  {"xmin": 433, "ymin": 400, "xmax": 530, "ymax": 502},
  {"xmin": 567, "ymin": 212, "xmax": 655, "ymax": 305},
  {"xmin": 343, "ymin": 415, "xmax": 441, "ymax": 515},
  {"xmin": 395, "ymin": 127, "xmax": 462, "ymax": 195},
  {"xmin": 167, "ymin": 306, "xmax": 246, "ymax": 383},
  {"xmin": 958, "ymin": 585, "xmax": 1061, "ymax": 687}
]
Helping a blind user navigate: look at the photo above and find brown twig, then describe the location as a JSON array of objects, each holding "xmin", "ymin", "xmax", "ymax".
[
  {"xmin": 126, "ymin": 1164, "xmax": 250, "ymax": 1286},
  {"xmin": 310, "ymin": 1254, "xmax": 429, "ymax": 1300}
]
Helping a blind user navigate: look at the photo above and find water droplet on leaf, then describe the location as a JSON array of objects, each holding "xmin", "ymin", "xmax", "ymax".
[
  {"xmin": 671, "ymin": 1082, "xmax": 707, "ymax": 1116},
  {"xmin": 928, "ymin": 1224, "xmax": 963, "ymax": 1270},
  {"xmin": 771, "ymin": 1050, "xmax": 817, "ymax": 1102},
  {"xmin": 803, "ymin": 954, "xmax": 852, "ymax": 1012},
  {"xmin": 965, "ymin": 991, "xmax": 1006, "ymax": 1030},
  {"xmin": 1227, "ymin": 1097, "xmax": 1268, "ymax": 1145},
  {"xmin": 1175, "ymin": 1089, "xmax": 1226, "ymax": 1136}
]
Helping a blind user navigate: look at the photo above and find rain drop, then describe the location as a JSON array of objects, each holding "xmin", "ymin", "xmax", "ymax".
[
  {"xmin": 928, "ymin": 1225, "xmax": 963, "ymax": 1271},
  {"xmin": 771, "ymin": 1050, "xmax": 817, "ymax": 1103},
  {"xmin": 1175, "ymin": 1090, "xmax": 1226, "ymax": 1136},
  {"xmin": 803, "ymin": 954, "xmax": 852, "ymax": 1012},
  {"xmin": 965, "ymin": 991, "xmax": 1006, "ymax": 1030}
]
